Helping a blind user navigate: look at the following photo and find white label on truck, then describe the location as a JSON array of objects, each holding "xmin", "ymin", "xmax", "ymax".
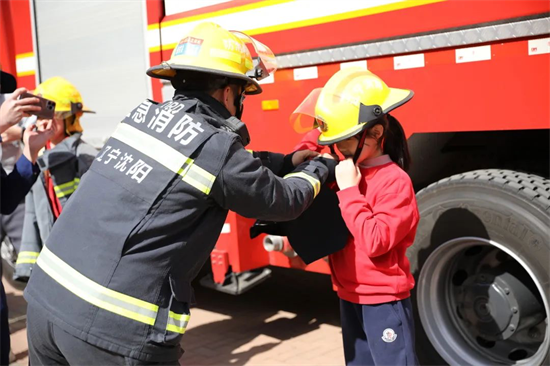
[
  {"xmin": 394, "ymin": 54, "xmax": 425, "ymax": 70},
  {"xmin": 456, "ymin": 45, "xmax": 491, "ymax": 63},
  {"xmin": 258, "ymin": 73, "xmax": 274, "ymax": 84},
  {"xmin": 221, "ymin": 223, "xmax": 231, "ymax": 234},
  {"xmin": 528, "ymin": 38, "xmax": 550, "ymax": 55},
  {"xmin": 340, "ymin": 60, "xmax": 367, "ymax": 70},
  {"xmin": 293, "ymin": 66, "xmax": 318, "ymax": 81}
]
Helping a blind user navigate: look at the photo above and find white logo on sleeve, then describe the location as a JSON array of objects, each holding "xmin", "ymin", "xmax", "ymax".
[{"xmin": 382, "ymin": 328, "xmax": 397, "ymax": 343}]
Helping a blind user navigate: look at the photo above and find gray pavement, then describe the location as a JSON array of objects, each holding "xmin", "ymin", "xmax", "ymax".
[{"xmin": 6, "ymin": 267, "xmax": 345, "ymax": 365}]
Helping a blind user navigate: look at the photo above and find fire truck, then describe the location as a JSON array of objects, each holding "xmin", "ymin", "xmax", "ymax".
[{"xmin": 1, "ymin": 1, "xmax": 549, "ymax": 364}]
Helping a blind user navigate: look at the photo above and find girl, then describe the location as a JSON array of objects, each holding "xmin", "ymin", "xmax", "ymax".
[{"xmin": 294, "ymin": 67, "xmax": 419, "ymax": 365}]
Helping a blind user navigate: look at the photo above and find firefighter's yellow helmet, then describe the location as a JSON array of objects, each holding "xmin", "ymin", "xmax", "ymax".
[
  {"xmin": 34, "ymin": 76, "xmax": 94, "ymax": 135},
  {"xmin": 147, "ymin": 22, "xmax": 277, "ymax": 95},
  {"xmin": 314, "ymin": 67, "xmax": 413, "ymax": 145}
]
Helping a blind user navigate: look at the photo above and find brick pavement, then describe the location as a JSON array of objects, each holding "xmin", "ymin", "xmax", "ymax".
[{"xmin": 5, "ymin": 267, "xmax": 345, "ymax": 365}]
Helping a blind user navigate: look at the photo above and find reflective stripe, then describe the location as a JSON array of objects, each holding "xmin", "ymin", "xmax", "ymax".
[
  {"xmin": 54, "ymin": 178, "xmax": 80, "ymax": 198},
  {"xmin": 112, "ymin": 123, "xmax": 216, "ymax": 194},
  {"xmin": 166, "ymin": 311, "xmax": 190, "ymax": 334},
  {"xmin": 284, "ymin": 172, "xmax": 321, "ymax": 197},
  {"xmin": 16, "ymin": 251, "xmax": 40, "ymax": 265},
  {"xmin": 37, "ymin": 246, "xmax": 159, "ymax": 325}
]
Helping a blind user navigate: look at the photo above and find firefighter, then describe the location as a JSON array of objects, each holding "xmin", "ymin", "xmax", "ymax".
[
  {"xmin": 24, "ymin": 22, "xmax": 334, "ymax": 365},
  {"xmin": 14, "ymin": 77, "xmax": 98, "ymax": 282}
]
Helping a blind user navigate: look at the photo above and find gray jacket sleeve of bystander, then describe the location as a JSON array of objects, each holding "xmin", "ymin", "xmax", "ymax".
[
  {"xmin": 14, "ymin": 187, "xmax": 41, "ymax": 281},
  {"xmin": 212, "ymin": 138, "xmax": 329, "ymax": 221}
]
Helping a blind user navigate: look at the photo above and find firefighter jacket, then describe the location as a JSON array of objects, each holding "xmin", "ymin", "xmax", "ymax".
[
  {"xmin": 24, "ymin": 92, "xmax": 330, "ymax": 362},
  {"xmin": 14, "ymin": 133, "xmax": 97, "ymax": 281}
]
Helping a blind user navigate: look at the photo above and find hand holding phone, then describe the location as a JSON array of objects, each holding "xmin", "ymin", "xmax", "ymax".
[
  {"xmin": 23, "ymin": 118, "xmax": 57, "ymax": 163},
  {"xmin": 0, "ymin": 88, "xmax": 44, "ymax": 134},
  {"xmin": 18, "ymin": 91, "xmax": 56, "ymax": 119}
]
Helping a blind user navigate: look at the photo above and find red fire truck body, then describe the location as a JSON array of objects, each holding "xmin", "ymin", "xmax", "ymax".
[{"xmin": 2, "ymin": 1, "xmax": 549, "ymax": 364}]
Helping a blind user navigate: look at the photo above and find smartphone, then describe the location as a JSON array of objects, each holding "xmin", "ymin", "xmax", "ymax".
[{"xmin": 18, "ymin": 92, "xmax": 56, "ymax": 119}]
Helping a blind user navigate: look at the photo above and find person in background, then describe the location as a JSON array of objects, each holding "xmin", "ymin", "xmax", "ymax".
[
  {"xmin": 0, "ymin": 70, "xmax": 28, "ymax": 295},
  {"xmin": 1, "ymin": 81, "xmax": 56, "ymax": 365},
  {"xmin": 294, "ymin": 67, "xmax": 419, "ymax": 366},
  {"xmin": 14, "ymin": 77, "xmax": 98, "ymax": 282}
]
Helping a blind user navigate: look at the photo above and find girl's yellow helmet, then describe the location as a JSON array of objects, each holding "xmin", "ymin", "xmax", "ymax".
[{"xmin": 314, "ymin": 67, "xmax": 413, "ymax": 145}]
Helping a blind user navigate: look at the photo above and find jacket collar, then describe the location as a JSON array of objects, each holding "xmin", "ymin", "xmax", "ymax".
[
  {"xmin": 358, "ymin": 154, "xmax": 392, "ymax": 169},
  {"xmin": 173, "ymin": 90, "xmax": 231, "ymax": 126}
]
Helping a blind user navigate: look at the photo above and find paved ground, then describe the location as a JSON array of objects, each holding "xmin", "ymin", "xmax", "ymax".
[{"xmin": 6, "ymin": 267, "xmax": 345, "ymax": 366}]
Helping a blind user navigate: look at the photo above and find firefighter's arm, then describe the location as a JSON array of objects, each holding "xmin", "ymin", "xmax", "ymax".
[
  {"xmin": 249, "ymin": 151, "xmax": 289, "ymax": 175},
  {"xmin": 20, "ymin": 188, "xmax": 42, "ymax": 249},
  {"xmin": 337, "ymin": 186, "xmax": 418, "ymax": 257},
  {"xmin": 15, "ymin": 188, "xmax": 42, "ymax": 280},
  {"xmin": 213, "ymin": 139, "xmax": 333, "ymax": 221},
  {"xmin": 251, "ymin": 150, "xmax": 320, "ymax": 177}
]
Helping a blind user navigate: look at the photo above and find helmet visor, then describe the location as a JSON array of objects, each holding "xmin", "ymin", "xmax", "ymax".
[
  {"xmin": 230, "ymin": 31, "xmax": 277, "ymax": 81},
  {"xmin": 289, "ymin": 88, "xmax": 322, "ymax": 133}
]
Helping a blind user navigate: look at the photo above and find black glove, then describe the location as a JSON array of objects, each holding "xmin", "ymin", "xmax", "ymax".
[
  {"xmin": 314, "ymin": 156, "xmax": 337, "ymax": 184},
  {"xmin": 280, "ymin": 152, "xmax": 296, "ymax": 176}
]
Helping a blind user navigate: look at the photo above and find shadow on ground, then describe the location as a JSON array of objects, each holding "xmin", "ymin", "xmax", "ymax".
[{"xmin": 181, "ymin": 266, "xmax": 341, "ymax": 365}]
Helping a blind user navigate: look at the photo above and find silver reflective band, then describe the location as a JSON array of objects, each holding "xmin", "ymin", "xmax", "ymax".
[
  {"xmin": 284, "ymin": 172, "xmax": 321, "ymax": 197},
  {"xmin": 37, "ymin": 246, "xmax": 159, "ymax": 325},
  {"xmin": 37, "ymin": 246, "xmax": 191, "ymax": 333},
  {"xmin": 54, "ymin": 178, "xmax": 80, "ymax": 198},
  {"xmin": 112, "ymin": 123, "xmax": 216, "ymax": 194},
  {"xmin": 167, "ymin": 311, "xmax": 190, "ymax": 334},
  {"xmin": 16, "ymin": 251, "xmax": 40, "ymax": 265}
]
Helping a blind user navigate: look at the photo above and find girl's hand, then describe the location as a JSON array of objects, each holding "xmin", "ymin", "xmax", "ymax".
[{"xmin": 335, "ymin": 158, "xmax": 361, "ymax": 190}]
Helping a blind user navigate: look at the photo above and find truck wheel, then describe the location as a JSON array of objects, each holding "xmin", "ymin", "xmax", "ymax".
[{"xmin": 409, "ymin": 169, "xmax": 549, "ymax": 365}]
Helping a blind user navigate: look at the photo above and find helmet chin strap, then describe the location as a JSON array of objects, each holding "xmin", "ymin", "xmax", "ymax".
[
  {"xmin": 352, "ymin": 129, "xmax": 368, "ymax": 164},
  {"xmin": 234, "ymin": 91, "xmax": 245, "ymax": 120}
]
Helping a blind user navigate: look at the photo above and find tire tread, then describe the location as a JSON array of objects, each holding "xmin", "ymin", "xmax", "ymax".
[{"xmin": 417, "ymin": 169, "xmax": 550, "ymax": 212}]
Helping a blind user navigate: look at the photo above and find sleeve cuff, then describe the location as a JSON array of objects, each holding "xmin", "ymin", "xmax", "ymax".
[{"xmin": 15, "ymin": 154, "xmax": 40, "ymax": 178}]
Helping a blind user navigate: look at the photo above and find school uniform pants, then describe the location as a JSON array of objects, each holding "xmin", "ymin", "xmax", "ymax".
[
  {"xmin": 340, "ymin": 297, "xmax": 418, "ymax": 366},
  {"xmin": 26, "ymin": 302, "xmax": 180, "ymax": 366}
]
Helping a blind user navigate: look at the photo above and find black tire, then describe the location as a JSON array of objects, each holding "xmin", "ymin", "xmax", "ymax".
[{"xmin": 408, "ymin": 169, "xmax": 549, "ymax": 365}]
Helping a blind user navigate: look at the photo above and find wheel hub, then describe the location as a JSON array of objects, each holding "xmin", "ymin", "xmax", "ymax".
[{"xmin": 458, "ymin": 274, "xmax": 519, "ymax": 340}]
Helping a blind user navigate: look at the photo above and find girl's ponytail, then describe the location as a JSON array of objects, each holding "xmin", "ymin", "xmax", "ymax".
[{"xmin": 383, "ymin": 114, "xmax": 411, "ymax": 171}]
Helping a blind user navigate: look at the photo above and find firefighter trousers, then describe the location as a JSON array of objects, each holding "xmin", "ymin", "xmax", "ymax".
[{"xmin": 26, "ymin": 302, "xmax": 181, "ymax": 365}]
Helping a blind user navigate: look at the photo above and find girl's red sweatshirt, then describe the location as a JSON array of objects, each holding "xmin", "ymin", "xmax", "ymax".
[
  {"xmin": 331, "ymin": 155, "xmax": 419, "ymax": 304},
  {"xmin": 293, "ymin": 129, "xmax": 419, "ymax": 304}
]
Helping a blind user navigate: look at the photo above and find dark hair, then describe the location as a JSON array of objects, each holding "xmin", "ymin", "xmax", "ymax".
[
  {"xmin": 171, "ymin": 71, "xmax": 245, "ymax": 94},
  {"xmin": 368, "ymin": 114, "xmax": 411, "ymax": 171}
]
